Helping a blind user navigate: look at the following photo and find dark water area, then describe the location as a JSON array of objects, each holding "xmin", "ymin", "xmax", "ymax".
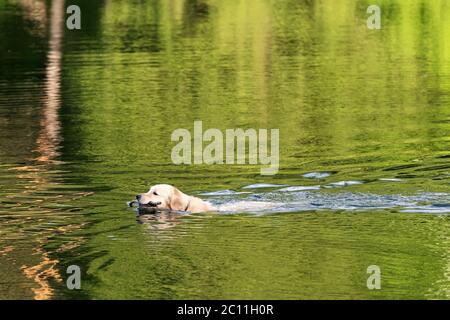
[{"xmin": 0, "ymin": 0, "xmax": 450, "ymax": 299}]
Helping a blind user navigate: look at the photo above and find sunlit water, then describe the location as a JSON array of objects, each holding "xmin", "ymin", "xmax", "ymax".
[{"xmin": 1, "ymin": 0, "xmax": 450, "ymax": 299}]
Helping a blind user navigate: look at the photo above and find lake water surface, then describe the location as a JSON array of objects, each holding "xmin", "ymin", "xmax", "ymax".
[{"xmin": 1, "ymin": 0, "xmax": 450, "ymax": 299}]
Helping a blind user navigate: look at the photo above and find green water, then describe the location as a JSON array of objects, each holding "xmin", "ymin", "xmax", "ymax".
[{"xmin": 1, "ymin": 0, "xmax": 450, "ymax": 299}]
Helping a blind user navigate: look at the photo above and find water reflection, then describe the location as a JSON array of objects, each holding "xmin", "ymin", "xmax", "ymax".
[
  {"xmin": 36, "ymin": 0, "xmax": 64, "ymax": 163},
  {"xmin": 137, "ymin": 211, "xmax": 182, "ymax": 231},
  {"xmin": 1, "ymin": 0, "xmax": 450, "ymax": 300},
  {"xmin": 0, "ymin": 0, "xmax": 86, "ymax": 300},
  {"xmin": 18, "ymin": 0, "xmax": 65, "ymax": 300},
  {"xmin": 16, "ymin": 0, "xmax": 47, "ymax": 37}
]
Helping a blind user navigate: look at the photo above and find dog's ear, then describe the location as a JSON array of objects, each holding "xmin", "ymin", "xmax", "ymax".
[{"xmin": 169, "ymin": 187, "xmax": 189, "ymax": 211}]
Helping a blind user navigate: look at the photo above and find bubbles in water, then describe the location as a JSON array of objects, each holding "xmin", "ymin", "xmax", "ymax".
[
  {"xmin": 207, "ymin": 185, "xmax": 450, "ymax": 214},
  {"xmin": 242, "ymin": 183, "xmax": 289, "ymax": 189},
  {"xmin": 303, "ymin": 172, "xmax": 332, "ymax": 179},
  {"xmin": 327, "ymin": 181, "xmax": 365, "ymax": 188},
  {"xmin": 199, "ymin": 190, "xmax": 250, "ymax": 196},
  {"xmin": 278, "ymin": 185, "xmax": 321, "ymax": 192}
]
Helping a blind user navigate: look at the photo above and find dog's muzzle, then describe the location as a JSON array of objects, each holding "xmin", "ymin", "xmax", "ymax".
[{"xmin": 135, "ymin": 195, "xmax": 161, "ymax": 207}]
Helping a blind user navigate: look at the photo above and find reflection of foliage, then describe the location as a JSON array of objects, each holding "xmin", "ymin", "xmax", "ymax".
[
  {"xmin": 61, "ymin": 0, "xmax": 450, "ymax": 192},
  {"xmin": 52, "ymin": 0, "xmax": 450, "ymax": 300}
]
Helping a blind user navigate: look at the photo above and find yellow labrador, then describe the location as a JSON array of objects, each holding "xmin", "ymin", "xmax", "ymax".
[{"xmin": 135, "ymin": 184, "xmax": 215, "ymax": 213}]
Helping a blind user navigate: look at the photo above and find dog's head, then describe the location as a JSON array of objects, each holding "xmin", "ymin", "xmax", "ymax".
[{"xmin": 136, "ymin": 184, "xmax": 190, "ymax": 211}]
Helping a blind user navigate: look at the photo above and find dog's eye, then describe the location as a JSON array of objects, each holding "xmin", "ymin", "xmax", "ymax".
[{"xmin": 153, "ymin": 191, "xmax": 158, "ymax": 196}]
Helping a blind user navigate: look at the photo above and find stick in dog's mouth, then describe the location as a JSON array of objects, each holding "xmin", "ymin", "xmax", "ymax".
[
  {"xmin": 127, "ymin": 200, "xmax": 161, "ymax": 208},
  {"xmin": 142, "ymin": 201, "xmax": 161, "ymax": 207}
]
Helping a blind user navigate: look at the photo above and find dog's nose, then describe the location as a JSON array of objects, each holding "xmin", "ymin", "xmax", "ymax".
[{"xmin": 136, "ymin": 195, "xmax": 141, "ymax": 200}]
